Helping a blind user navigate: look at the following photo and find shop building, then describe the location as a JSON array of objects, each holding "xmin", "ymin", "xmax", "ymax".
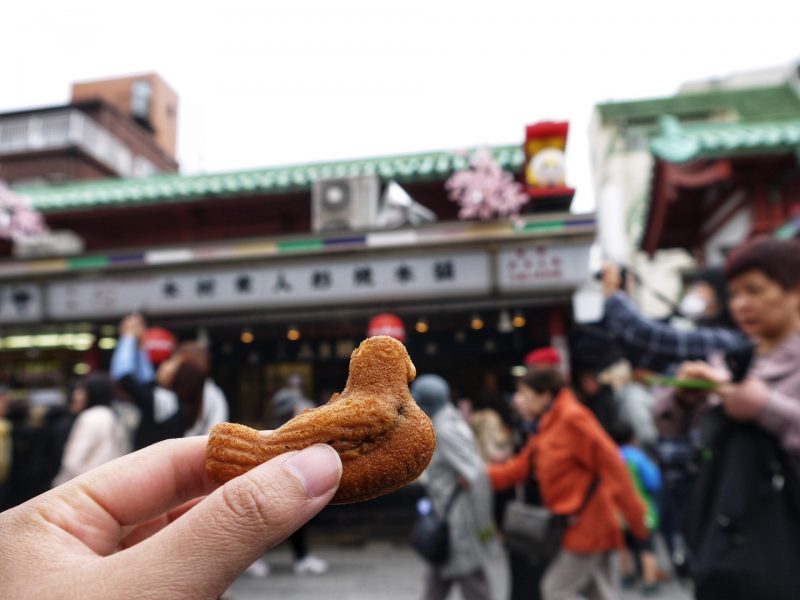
[
  {"xmin": 1, "ymin": 76, "xmax": 595, "ymax": 423},
  {"xmin": 591, "ymin": 60, "xmax": 800, "ymax": 314}
]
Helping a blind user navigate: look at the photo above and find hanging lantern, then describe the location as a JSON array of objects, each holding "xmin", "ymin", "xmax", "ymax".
[
  {"xmin": 470, "ymin": 313, "xmax": 485, "ymax": 330},
  {"xmin": 141, "ymin": 327, "xmax": 177, "ymax": 365},
  {"xmin": 367, "ymin": 313, "xmax": 406, "ymax": 342},
  {"xmin": 415, "ymin": 317, "xmax": 429, "ymax": 334}
]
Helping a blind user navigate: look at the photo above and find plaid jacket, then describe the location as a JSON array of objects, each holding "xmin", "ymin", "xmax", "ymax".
[{"xmin": 604, "ymin": 291, "xmax": 747, "ymax": 366}]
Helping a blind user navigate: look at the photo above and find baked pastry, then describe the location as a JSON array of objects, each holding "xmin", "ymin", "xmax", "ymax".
[{"xmin": 206, "ymin": 335, "xmax": 436, "ymax": 504}]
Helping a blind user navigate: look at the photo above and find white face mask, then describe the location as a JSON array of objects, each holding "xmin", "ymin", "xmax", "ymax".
[{"xmin": 680, "ymin": 293, "xmax": 708, "ymax": 319}]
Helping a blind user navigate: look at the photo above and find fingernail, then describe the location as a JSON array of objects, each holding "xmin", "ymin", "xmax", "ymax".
[{"xmin": 284, "ymin": 444, "xmax": 342, "ymax": 498}]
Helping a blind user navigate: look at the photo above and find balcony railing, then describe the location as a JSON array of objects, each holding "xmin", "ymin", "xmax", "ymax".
[{"xmin": 0, "ymin": 109, "xmax": 159, "ymax": 178}]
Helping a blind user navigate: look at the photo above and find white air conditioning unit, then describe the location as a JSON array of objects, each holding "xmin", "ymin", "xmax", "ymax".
[{"xmin": 312, "ymin": 175, "xmax": 380, "ymax": 233}]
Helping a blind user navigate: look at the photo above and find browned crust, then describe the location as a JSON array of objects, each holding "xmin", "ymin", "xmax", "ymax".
[{"xmin": 205, "ymin": 336, "xmax": 436, "ymax": 504}]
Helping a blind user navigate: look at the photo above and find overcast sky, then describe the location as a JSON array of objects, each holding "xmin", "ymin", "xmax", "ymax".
[{"xmin": 2, "ymin": 0, "xmax": 798, "ymax": 212}]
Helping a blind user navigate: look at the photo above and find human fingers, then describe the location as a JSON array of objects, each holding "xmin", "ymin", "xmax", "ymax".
[
  {"xmin": 118, "ymin": 496, "xmax": 206, "ymax": 550},
  {"xmin": 37, "ymin": 436, "xmax": 215, "ymax": 556},
  {"xmin": 601, "ymin": 263, "xmax": 621, "ymax": 296},
  {"xmin": 676, "ymin": 361, "xmax": 728, "ymax": 384},
  {"xmin": 104, "ymin": 444, "xmax": 341, "ymax": 600}
]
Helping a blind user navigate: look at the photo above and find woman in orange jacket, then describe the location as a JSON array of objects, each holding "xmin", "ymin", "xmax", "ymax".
[{"xmin": 488, "ymin": 365, "xmax": 648, "ymax": 600}]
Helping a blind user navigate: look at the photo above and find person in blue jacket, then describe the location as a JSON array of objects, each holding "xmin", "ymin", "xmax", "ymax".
[
  {"xmin": 612, "ymin": 420, "xmax": 663, "ymax": 596},
  {"xmin": 111, "ymin": 314, "xmax": 206, "ymax": 450}
]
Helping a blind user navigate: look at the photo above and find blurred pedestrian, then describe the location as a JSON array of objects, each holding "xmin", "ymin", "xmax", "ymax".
[
  {"xmin": 496, "ymin": 347, "xmax": 566, "ymax": 600},
  {"xmin": 1, "ymin": 393, "xmax": 73, "ymax": 510},
  {"xmin": 488, "ymin": 365, "xmax": 648, "ymax": 600},
  {"xmin": 247, "ymin": 374, "xmax": 327, "ymax": 578},
  {"xmin": 469, "ymin": 408, "xmax": 513, "ymax": 465},
  {"xmin": 412, "ymin": 374, "xmax": 495, "ymax": 600},
  {"xmin": 601, "ymin": 263, "xmax": 747, "ymax": 372},
  {"xmin": 663, "ymin": 238, "xmax": 800, "ymax": 599},
  {"xmin": 0, "ymin": 386, "xmax": 12, "ymax": 506},
  {"xmin": 611, "ymin": 420, "xmax": 663, "ymax": 596},
  {"xmin": 111, "ymin": 314, "xmax": 206, "ymax": 450},
  {"xmin": 177, "ymin": 341, "xmax": 230, "ymax": 436},
  {"xmin": 612, "ymin": 366, "xmax": 658, "ymax": 453},
  {"xmin": 571, "ymin": 363, "xmax": 620, "ymax": 437},
  {"xmin": 52, "ymin": 373, "xmax": 130, "ymax": 486}
]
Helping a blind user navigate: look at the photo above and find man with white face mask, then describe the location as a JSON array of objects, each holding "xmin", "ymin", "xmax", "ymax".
[
  {"xmin": 601, "ymin": 264, "xmax": 747, "ymax": 368},
  {"xmin": 600, "ymin": 263, "xmax": 748, "ymax": 579}
]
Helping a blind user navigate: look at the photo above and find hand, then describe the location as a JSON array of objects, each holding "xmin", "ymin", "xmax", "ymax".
[
  {"xmin": 119, "ymin": 313, "xmax": 146, "ymax": 340},
  {"xmin": 674, "ymin": 360, "xmax": 729, "ymax": 404},
  {"xmin": 0, "ymin": 437, "xmax": 341, "ymax": 599},
  {"xmin": 601, "ymin": 262, "xmax": 622, "ymax": 297},
  {"xmin": 717, "ymin": 377, "xmax": 770, "ymax": 421},
  {"xmin": 675, "ymin": 360, "xmax": 730, "ymax": 386}
]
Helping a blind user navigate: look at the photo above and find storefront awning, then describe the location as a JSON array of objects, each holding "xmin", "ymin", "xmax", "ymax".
[{"xmin": 15, "ymin": 146, "xmax": 525, "ymax": 212}]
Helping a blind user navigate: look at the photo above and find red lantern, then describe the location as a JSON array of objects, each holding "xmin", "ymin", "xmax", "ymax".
[
  {"xmin": 141, "ymin": 327, "xmax": 177, "ymax": 365},
  {"xmin": 367, "ymin": 313, "xmax": 406, "ymax": 343}
]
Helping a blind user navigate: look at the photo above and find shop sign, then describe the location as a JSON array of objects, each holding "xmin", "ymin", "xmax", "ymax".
[
  {"xmin": 497, "ymin": 243, "xmax": 591, "ymax": 291},
  {"xmin": 0, "ymin": 284, "xmax": 43, "ymax": 323},
  {"xmin": 46, "ymin": 251, "xmax": 490, "ymax": 319}
]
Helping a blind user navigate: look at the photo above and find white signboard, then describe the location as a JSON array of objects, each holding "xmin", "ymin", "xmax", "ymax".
[
  {"xmin": 497, "ymin": 243, "xmax": 592, "ymax": 291},
  {"xmin": 46, "ymin": 251, "xmax": 490, "ymax": 319},
  {"xmin": 0, "ymin": 283, "xmax": 43, "ymax": 323}
]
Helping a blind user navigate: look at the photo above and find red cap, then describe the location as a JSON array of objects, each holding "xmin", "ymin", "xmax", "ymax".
[{"xmin": 524, "ymin": 347, "xmax": 561, "ymax": 367}]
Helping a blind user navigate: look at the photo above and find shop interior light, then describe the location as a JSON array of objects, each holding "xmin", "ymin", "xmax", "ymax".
[
  {"xmin": 497, "ymin": 310, "xmax": 513, "ymax": 333},
  {"xmin": 287, "ymin": 325, "xmax": 301, "ymax": 341},
  {"xmin": 98, "ymin": 337, "xmax": 117, "ymax": 350},
  {"xmin": 2, "ymin": 335, "xmax": 34, "ymax": 349},
  {"xmin": 0, "ymin": 332, "xmax": 96, "ymax": 351},
  {"xmin": 240, "ymin": 329, "xmax": 254, "ymax": 344},
  {"xmin": 510, "ymin": 365, "xmax": 527, "ymax": 377},
  {"xmin": 71, "ymin": 333, "xmax": 96, "ymax": 351},
  {"xmin": 512, "ymin": 311, "xmax": 526, "ymax": 328},
  {"xmin": 415, "ymin": 317, "xmax": 429, "ymax": 334},
  {"xmin": 73, "ymin": 362, "xmax": 91, "ymax": 375},
  {"xmin": 470, "ymin": 313, "xmax": 484, "ymax": 330}
]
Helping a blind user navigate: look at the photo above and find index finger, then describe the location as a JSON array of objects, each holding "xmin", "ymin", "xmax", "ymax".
[
  {"xmin": 22, "ymin": 436, "xmax": 217, "ymax": 556},
  {"xmin": 74, "ymin": 436, "xmax": 216, "ymax": 526}
]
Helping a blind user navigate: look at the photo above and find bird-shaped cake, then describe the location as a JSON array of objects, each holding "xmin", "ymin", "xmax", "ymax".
[{"xmin": 206, "ymin": 335, "xmax": 436, "ymax": 504}]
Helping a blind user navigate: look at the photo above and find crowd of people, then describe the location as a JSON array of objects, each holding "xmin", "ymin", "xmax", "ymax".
[
  {"xmin": 0, "ymin": 236, "xmax": 798, "ymax": 600},
  {"xmin": 413, "ymin": 237, "xmax": 800, "ymax": 600},
  {"xmin": 0, "ymin": 314, "xmax": 230, "ymax": 512}
]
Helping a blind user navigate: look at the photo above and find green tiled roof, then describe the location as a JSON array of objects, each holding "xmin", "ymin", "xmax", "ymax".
[
  {"xmin": 650, "ymin": 115, "xmax": 800, "ymax": 163},
  {"xmin": 597, "ymin": 83, "xmax": 800, "ymax": 125},
  {"xmin": 15, "ymin": 146, "xmax": 525, "ymax": 213}
]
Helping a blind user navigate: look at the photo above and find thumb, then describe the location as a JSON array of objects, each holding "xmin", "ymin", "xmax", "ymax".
[{"xmin": 114, "ymin": 444, "xmax": 341, "ymax": 599}]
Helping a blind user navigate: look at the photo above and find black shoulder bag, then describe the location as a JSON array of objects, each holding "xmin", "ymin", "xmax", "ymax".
[
  {"xmin": 409, "ymin": 485, "xmax": 462, "ymax": 565},
  {"xmin": 685, "ymin": 343, "xmax": 800, "ymax": 600},
  {"xmin": 686, "ymin": 408, "xmax": 800, "ymax": 600},
  {"xmin": 502, "ymin": 452, "xmax": 599, "ymax": 561}
]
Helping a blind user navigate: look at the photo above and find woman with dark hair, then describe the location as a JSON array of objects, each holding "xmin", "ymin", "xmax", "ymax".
[
  {"xmin": 663, "ymin": 238, "xmax": 800, "ymax": 599},
  {"xmin": 52, "ymin": 373, "xmax": 130, "ymax": 486},
  {"xmin": 673, "ymin": 237, "xmax": 800, "ymax": 471},
  {"xmin": 111, "ymin": 314, "xmax": 206, "ymax": 450},
  {"xmin": 487, "ymin": 363, "xmax": 647, "ymax": 600}
]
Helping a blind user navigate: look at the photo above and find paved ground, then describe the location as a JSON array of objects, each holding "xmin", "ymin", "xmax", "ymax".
[{"xmin": 226, "ymin": 541, "xmax": 693, "ymax": 600}]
